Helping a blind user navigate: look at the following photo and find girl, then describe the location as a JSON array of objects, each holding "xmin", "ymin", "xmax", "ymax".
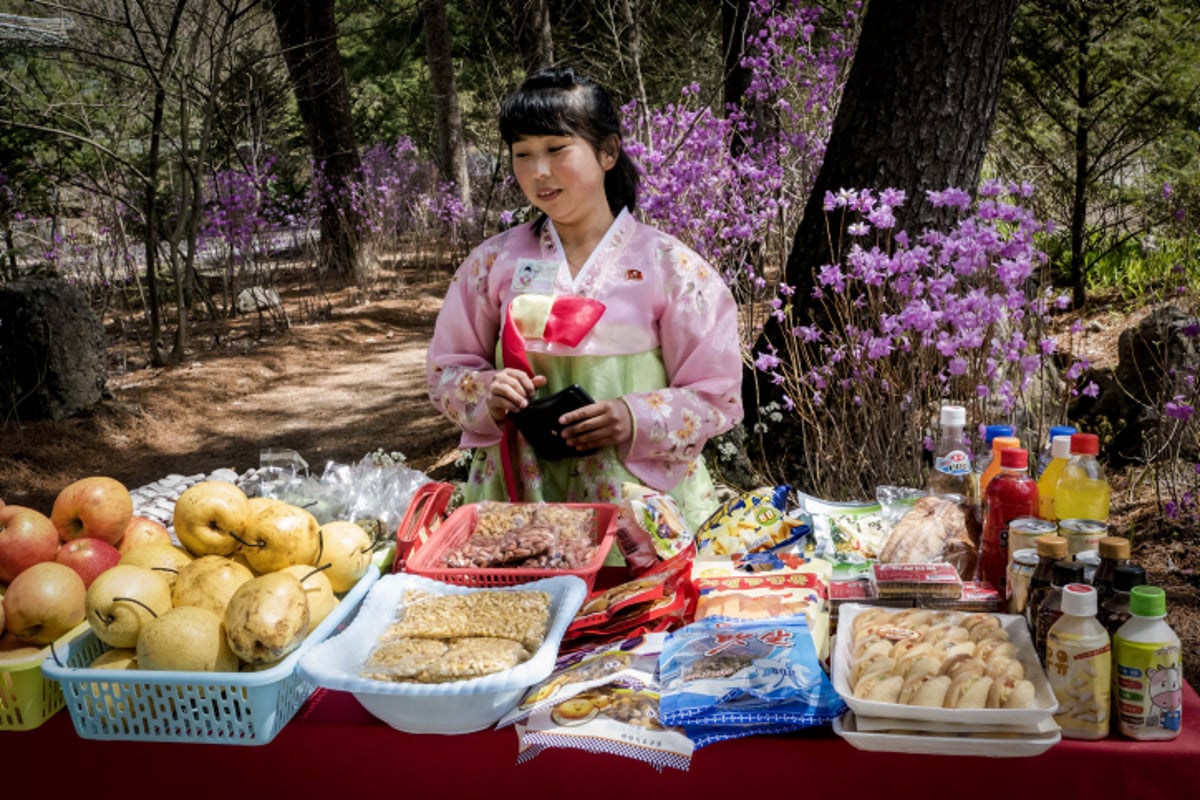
[{"xmin": 426, "ymin": 66, "xmax": 743, "ymax": 534}]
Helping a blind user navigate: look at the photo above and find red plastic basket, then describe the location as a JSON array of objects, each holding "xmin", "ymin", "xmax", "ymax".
[
  {"xmin": 392, "ymin": 481, "xmax": 454, "ymax": 573},
  {"xmin": 404, "ymin": 501, "xmax": 618, "ymax": 591}
]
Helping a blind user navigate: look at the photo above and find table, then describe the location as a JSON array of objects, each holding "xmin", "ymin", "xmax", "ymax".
[{"xmin": 7, "ymin": 679, "xmax": 1199, "ymax": 799}]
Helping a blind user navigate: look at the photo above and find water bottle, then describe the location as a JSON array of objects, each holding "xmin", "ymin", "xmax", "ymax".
[{"xmin": 929, "ymin": 404, "xmax": 971, "ymax": 501}]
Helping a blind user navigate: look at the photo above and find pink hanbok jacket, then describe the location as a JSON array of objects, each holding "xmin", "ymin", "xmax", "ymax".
[{"xmin": 426, "ymin": 209, "xmax": 743, "ymax": 492}]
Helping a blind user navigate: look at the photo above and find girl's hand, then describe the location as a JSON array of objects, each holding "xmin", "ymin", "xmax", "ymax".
[
  {"xmin": 560, "ymin": 399, "xmax": 633, "ymax": 452},
  {"xmin": 488, "ymin": 369, "xmax": 546, "ymax": 422}
]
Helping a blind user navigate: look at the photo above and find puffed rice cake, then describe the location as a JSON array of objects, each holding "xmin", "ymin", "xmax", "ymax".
[{"xmin": 390, "ymin": 589, "xmax": 552, "ymax": 651}]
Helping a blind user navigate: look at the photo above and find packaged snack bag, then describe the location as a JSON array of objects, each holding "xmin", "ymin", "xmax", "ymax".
[
  {"xmin": 499, "ymin": 634, "xmax": 695, "ymax": 772},
  {"xmin": 690, "ymin": 556, "xmax": 833, "ymax": 665},
  {"xmin": 615, "ymin": 483, "xmax": 693, "ymax": 575},
  {"xmin": 658, "ymin": 616, "xmax": 846, "ymax": 748},
  {"xmin": 694, "ymin": 486, "xmax": 806, "ymax": 557}
]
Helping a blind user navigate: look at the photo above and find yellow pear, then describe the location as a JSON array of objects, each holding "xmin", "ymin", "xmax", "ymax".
[
  {"xmin": 85, "ymin": 564, "xmax": 173, "ymax": 649},
  {"xmin": 315, "ymin": 520, "xmax": 374, "ymax": 593},
  {"xmin": 173, "ymin": 480, "xmax": 249, "ymax": 557},
  {"xmin": 137, "ymin": 606, "xmax": 239, "ymax": 672},
  {"xmin": 278, "ymin": 565, "xmax": 339, "ymax": 629},
  {"xmin": 171, "ymin": 555, "xmax": 254, "ymax": 618},
  {"xmin": 90, "ymin": 648, "xmax": 139, "ymax": 670},
  {"xmin": 223, "ymin": 571, "xmax": 310, "ymax": 665},
  {"xmin": 119, "ymin": 543, "xmax": 193, "ymax": 590},
  {"xmin": 238, "ymin": 498, "xmax": 320, "ymax": 574}
]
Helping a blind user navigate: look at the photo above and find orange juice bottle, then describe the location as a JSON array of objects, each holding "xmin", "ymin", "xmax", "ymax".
[{"xmin": 979, "ymin": 435, "xmax": 1021, "ymax": 497}]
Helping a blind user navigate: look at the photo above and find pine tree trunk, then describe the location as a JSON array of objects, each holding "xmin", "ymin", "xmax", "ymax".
[
  {"xmin": 521, "ymin": 0, "xmax": 554, "ymax": 71},
  {"xmin": 422, "ymin": 0, "xmax": 471, "ymax": 210},
  {"xmin": 270, "ymin": 0, "xmax": 364, "ymax": 278},
  {"xmin": 745, "ymin": 0, "xmax": 1019, "ymax": 426}
]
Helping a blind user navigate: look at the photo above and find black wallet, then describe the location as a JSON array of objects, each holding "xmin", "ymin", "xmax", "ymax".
[{"xmin": 510, "ymin": 384, "xmax": 599, "ymax": 461}]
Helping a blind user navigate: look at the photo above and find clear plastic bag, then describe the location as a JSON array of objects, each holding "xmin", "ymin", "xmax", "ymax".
[{"xmin": 249, "ymin": 449, "xmax": 428, "ymax": 535}]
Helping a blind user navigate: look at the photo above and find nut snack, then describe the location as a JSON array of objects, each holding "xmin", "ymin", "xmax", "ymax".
[
  {"xmin": 359, "ymin": 588, "xmax": 553, "ymax": 683},
  {"xmin": 439, "ymin": 502, "xmax": 598, "ymax": 570},
  {"xmin": 386, "ymin": 588, "xmax": 552, "ymax": 651}
]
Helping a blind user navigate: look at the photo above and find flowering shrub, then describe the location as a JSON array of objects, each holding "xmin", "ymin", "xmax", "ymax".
[
  {"xmin": 199, "ymin": 158, "xmax": 293, "ymax": 277},
  {"xmin": 623, "ymin": 1, "xmax": 858, "ymax": 343},
  {"xmin": 749, "ymin": 182, "xmax": 1075, "ymax": 498}
]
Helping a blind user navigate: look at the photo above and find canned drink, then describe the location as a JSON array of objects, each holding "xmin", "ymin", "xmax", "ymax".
[
  {"xmin": 1007, "ymin": 548, "xmax": 1039, "ymax": 615},
  {"xmin": 1075, "ymin": 549, "xmax": 1101, "ymax": 583},
  {"xmin": 1008, "ymin": 517, "xmax": 1058, "ymax": 561},
  {"xmin": 1058, "ymin": 519, "xmax": 1107, "ymax": 556}
]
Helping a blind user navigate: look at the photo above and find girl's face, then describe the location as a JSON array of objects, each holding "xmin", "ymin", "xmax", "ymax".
[{"xmin": 510, "ymin": 134, "xmax": 617, "ymax": 230}]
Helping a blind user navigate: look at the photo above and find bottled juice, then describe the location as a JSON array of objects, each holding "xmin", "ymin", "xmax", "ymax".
[
  {"xmin": 970, "ymin": 424, "xmax": 1014, "ymax": 523},
  {"xmin": 980, "ymin": 447, "xmax": 1038, "ymax": 595},
  {"xmin": 979, "ymin": 435, "xmax": 1021, "ymax": 497},
  {"xmin": 1036, "ymin": 424, "xmax": 1077, "ymax": 478},
  {"xmin": 1055, "ymin": 433, "xmax": 1110, "ymax": 522},
  {"xmin": 1036, "ymin": 434, "xmax": 1073, "ymax": 520},
  {"xmin": 1046, "ymin": 583, "xmax": 1111, "ymax": 740},
  {"xmin": 1113, "ymin": 586, "xmax": 1183, "ymax": 740}
]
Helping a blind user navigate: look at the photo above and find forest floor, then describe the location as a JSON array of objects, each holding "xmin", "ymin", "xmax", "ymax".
[{"xmin": 2, "ymin": 263, "xmax": 1197, "ymax": 688}]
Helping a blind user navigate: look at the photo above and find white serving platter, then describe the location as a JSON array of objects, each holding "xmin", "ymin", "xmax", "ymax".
[
  {"xmin": 834, "ymin": 711, "xmax": 1062, "ymax": 758},
  {"xmin": 832, "ymin": 602, "xmax": 1058, "ymax": 726},
  {"xmin": 298, "ymin": 572, "xmax": 587, "ymax": 734}
]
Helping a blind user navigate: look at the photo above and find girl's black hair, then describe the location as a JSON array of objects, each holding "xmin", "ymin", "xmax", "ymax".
[{"xmin": 499, "ymin": 66, "xmax": 639, "ymax": 230}]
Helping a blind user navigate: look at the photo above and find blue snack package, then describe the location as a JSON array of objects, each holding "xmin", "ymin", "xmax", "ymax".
[{"xmin": 657, "ymin": 614, "xmax": 846, "ymax": 748}]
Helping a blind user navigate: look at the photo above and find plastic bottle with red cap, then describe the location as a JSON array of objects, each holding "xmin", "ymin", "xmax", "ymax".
[
  {"xmin": 1055, "ymin": 432, "xmax": 1110, "ymax": 523},
  {"xmin": 979, "ymin": 447, "xmax": 1039, "ymax": 594}
]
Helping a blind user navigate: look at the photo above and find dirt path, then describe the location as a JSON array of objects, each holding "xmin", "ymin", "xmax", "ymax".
[{"xmin": 1, "ymin": 275, "xmax": 463, "ymax": 512}]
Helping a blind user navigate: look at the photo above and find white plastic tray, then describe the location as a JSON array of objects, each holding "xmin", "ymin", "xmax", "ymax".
[
  {"xmin": 834, "ymin": 711, "xmax": 1062, "ymax": 757},
  {"xmin": 851, "ymin": 711, "xmax": 1061, "ymax": 736},
  {"xmin": 833, "ymin": 603, "xmax": 1058, "ymax": 725},
  {"xmin": 298, "ymin": 572, "xmax": 588, "ymax": 734}
]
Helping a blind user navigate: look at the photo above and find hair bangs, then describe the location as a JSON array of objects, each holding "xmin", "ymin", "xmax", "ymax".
[{"xmin": 500, "ymin": 86, "xmax": 591, "ymax": 144}]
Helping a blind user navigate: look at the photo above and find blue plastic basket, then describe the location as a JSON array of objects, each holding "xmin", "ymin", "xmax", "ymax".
[{"xmin": 42, "ymin": 565, "xmax": 378, "ymax": 745}]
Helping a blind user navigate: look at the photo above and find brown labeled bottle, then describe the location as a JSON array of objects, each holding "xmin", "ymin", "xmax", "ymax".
[
  {"xmin": 1035, "ymin": 559, "xmax": 1085, "ymax": 664},
  {"xmin": 1091, "ymin": 535, "xmax": 1131, "ymax": 604},
  {"xmin": 1098, "ymin": 563, "xmax": 1147, "ymax": 638},
  {"xmin": 1024, "ymin": 534, "xmax": 1068, "ymax": 634}
]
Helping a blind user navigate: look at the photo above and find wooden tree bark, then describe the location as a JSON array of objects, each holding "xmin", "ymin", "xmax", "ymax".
[
  {"xmin": 745, "ymin": 0, "xmax": 1019, "ymax": 427},
  {"xmin": 422, "ymin": 0, "xmax": 471, "ymax": 208},
  {"xmin": 270, "ymin": 0, "xmax": 363, "ymax": 277},
  {"xmin": 520, "ymin": 0, "xmax": 554, "ymax": 72},
  {"xmin": 721, "ymin": 0, "xmax": 753, "ymax": 120}
]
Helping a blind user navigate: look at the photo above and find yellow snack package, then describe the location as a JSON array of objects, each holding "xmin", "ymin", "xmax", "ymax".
[{"xmin": 694, "ymin": 486, "xmax": 803, "ymax": 557}]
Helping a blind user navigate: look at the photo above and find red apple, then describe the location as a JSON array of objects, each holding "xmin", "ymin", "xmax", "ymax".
[
  {"xmin": 55, "ymin": 537, "xmax": 123, "ymax": 588},
  {"xmin": 0, "ymin": 505, "xmax": 61, "ymax": 583},
  {"xmin": 118, "ymin": 515, "xmax": 172, "ymax": 554},
  {"xmin": 2, "ymin": 561, "xmax": 87, "ymax": 645},
  {"xmin": 51, "ymin": 476, "xmax": 134, "ymax": 545}
]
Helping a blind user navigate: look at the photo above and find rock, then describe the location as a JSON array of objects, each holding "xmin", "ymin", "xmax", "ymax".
[
  {"xmin": 1069, "ymin": 304, "xmax": 1200, "ymax": 466},
  {"xmin": 0, "ymin": 278, "xmax": 107, "ymax": 421},
  {"xmin": 236, "ymin": 286, "xmax": 282, "ymax": 314}
]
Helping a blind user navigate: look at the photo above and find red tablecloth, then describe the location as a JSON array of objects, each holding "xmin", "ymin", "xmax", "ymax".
[{"xmin": 6, "ymin": 679, "xmax": 1199, "ymax": 799}]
